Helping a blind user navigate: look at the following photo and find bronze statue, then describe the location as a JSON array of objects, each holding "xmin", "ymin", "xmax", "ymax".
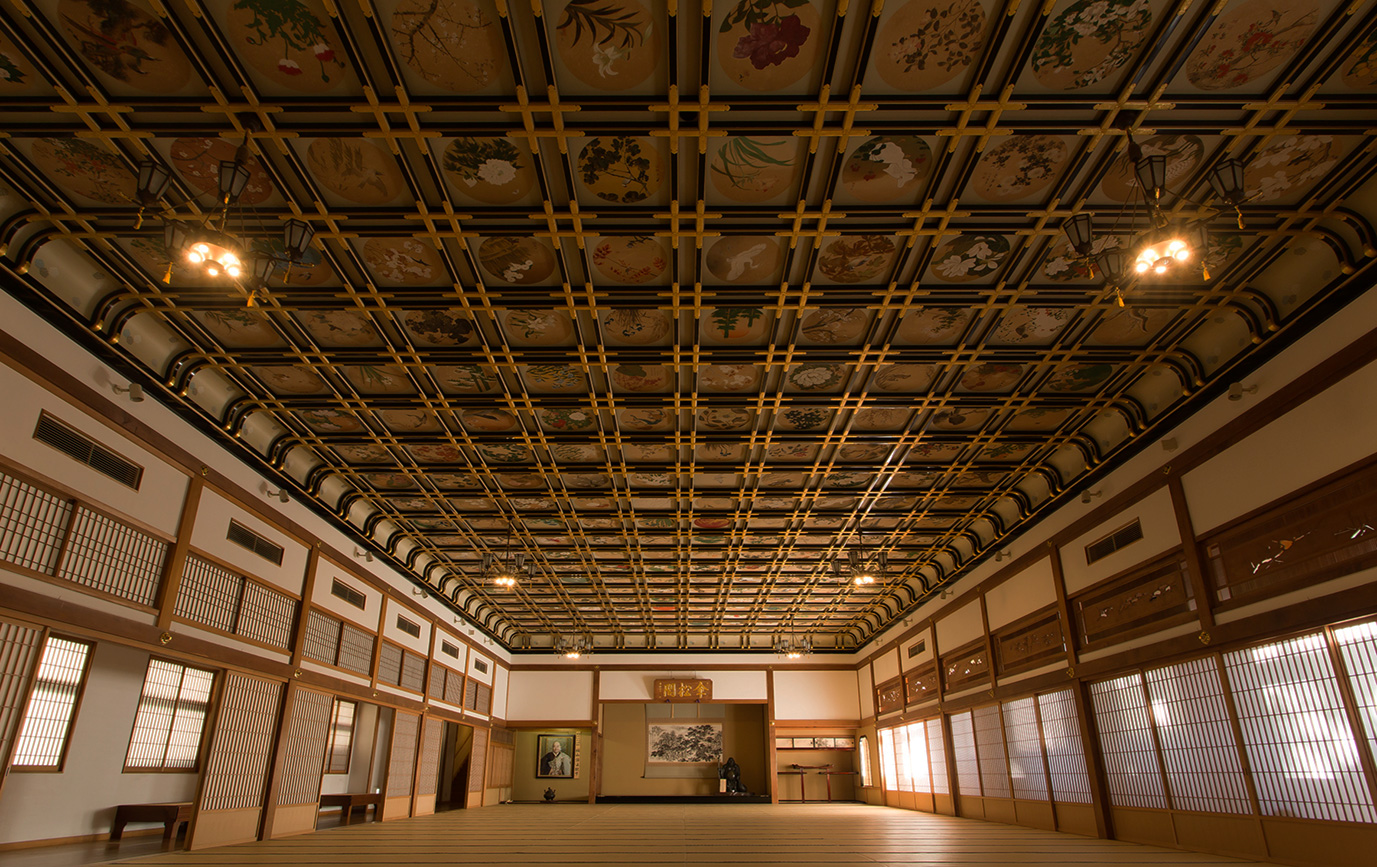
[{"xmin": 720, "ymin": 757, "xmax": 748, "ymax": 795}]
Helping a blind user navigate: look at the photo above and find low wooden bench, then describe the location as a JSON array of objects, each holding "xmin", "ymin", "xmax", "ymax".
[
  {"xmin": 319, "ymin": 792, "xmax": 383, "ymax": 825},
  {"xmin": 110, "ymin": 802, "xmax": 194, "ymax": 847}
]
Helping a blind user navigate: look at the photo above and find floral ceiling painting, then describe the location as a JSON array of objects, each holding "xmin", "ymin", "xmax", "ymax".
[{"xmin": 1, "ymin": 0, "xmax": 1374, "ymax": 653}]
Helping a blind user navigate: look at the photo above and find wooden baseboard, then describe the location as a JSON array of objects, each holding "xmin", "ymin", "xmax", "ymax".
[{"xmin": 0, "ymin": 826, "xmax": 163, "ymax": 851}]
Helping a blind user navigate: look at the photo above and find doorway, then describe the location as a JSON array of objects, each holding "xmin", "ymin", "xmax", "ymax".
[{"xmin": 437, "ymin": 720, "xmax": 474, "ymax": 811}]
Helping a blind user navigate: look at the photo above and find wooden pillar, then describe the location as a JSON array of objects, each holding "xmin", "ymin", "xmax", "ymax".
[
  {"xmin": 589, "ymin": 668, "xmax": 600, "ymax": 804},
  {"xmin": 289, "ymin": 546, "xmax": 321, "ymax": 668},
  {"xmin": 767, "ymin": 668, "xmax": 779, "ymax": 804},
  {"xmin": 258, "ymin": 680, "xmax": 301, "ymax": 841},
  {"xmin": 1167, "ymin": 473, "xmax": 1216, "ymax": 631},
  {"xmin": 1071, "ymin": 679, "xmax": 1112, "ymax": 839},
  {"xmin": 155, "ymin": 475, "xmax": 204, "ymax": 630}
]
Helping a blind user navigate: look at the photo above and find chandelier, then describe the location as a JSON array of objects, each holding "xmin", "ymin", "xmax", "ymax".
[
  {"xmin": 553, "ymin": 634, "xmax": 592, "ymax": 659},
  {"xmin": 773, "ymin": 634, "xmax": 812, "ymax": 659},
  {"xmin": 833, "ymin": 532, "xmax": 888, "ymax": 587},
  {"xmin": 134, "ymin": 135, "xmax": 316, "ymax": 305},
  {"xmin": 1063, "ymin": 132, "xmax": 1248, "ymax": 304},
  {"xmin": 482, "ymin": 527, "xmax": 530, "ymax": 589}
]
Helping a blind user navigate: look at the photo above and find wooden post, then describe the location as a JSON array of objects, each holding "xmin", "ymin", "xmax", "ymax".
[
  {"xmin": 589, "ymin": 668, "xmax": 600, "ymax": 804},
  {"xmin": 289, "ymin": 545, "xmax": 321, "ymax": 668},
  {"xmin": 156, "ymin": 476, "xmax": 204, "ymax": 630},
  {"xmin": 767, "ymin": 668, "xmax": 779, "ymax": 804},
  {"xmin": 1071, "ymin": 679, "xmax": 1112, "ymax": 839},
  {"xmin": 1167, "ymin": 474, "xmax": 1215, "ymax": 630},
  {"xmin": 258, "ymin": 680, "xmax": 299, "ymax": 840}
]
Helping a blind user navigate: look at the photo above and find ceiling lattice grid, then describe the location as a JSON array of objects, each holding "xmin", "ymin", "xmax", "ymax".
[{"xmin": 0, "ymin": 0, "xmax": 1375, "ymax": 651}]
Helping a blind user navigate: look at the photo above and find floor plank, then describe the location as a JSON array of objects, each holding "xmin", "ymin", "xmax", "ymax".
[{"xmin": 92, "ymin": 804, "xmax": 1283, "ymax": 867}]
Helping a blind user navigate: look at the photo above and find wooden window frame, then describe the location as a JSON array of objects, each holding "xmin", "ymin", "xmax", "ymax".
[
  {"xmin": 10, "ymin": 635, "xmax": 95, "ymax": 774},
  {"xmin": 122, "ymin": 656, "xmax": 216, "ymax": 773}
]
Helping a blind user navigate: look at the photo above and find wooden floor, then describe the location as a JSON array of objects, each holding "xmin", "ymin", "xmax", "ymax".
[{"xmin": 103, "ymin": 804, "xmax": 1281, "ymax": 867}]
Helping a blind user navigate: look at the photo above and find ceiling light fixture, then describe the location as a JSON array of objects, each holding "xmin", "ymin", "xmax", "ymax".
[
  {"xmin": 1063, "ymin": 132, "xmax": 1250, "ymax": 305},
  {"xmin": 135, "ymin": 133, "xmax": 315, "ymax": 305},
  {"xmin": 774, "ymin": 634, "xmax": 812, "ymax": 659},
  {"xmin": 1228, "ymin": 382, "xmax": 1258, "ymax": 401},
  {"xmin": 834, "ymin": 524, "xmax": 887, "ymax": 587},
  {"xmin": 554, "ymin": 634, "xmax": 592, "ymax": 659},
  {"xmin": 484, "ymin": 525, "xmax": 528, "ymax": 589},
  {"xmin": 111, "ymin": 382, "xmax": 144, "ymax": 402}
]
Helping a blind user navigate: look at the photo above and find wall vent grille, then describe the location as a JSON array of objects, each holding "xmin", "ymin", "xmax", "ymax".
[
  {"xmin": 1086, "ymin": 520, "xmax": 1144, "ymax": 564},
  {"xmin": 226, "ymin": 520, "xmax": 284, "ymax": 566},
  {"xmin": 33, "ymin": 413, "xmax": 143, "ymax": 489}
]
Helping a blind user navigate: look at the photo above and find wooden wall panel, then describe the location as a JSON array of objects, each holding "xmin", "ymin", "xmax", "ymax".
[{"xmin": 1070, "ymin": 556, "xmax": 1194, "ymax": 650}]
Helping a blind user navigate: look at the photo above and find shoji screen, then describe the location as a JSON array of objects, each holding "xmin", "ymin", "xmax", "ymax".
[
  {"xmin": 269, "ymin": 687, "xmax": 334, "ymax": 838},
  {"xmin": 192, "ymin": 672, "xmax": 284, "ymax": 850},
  {"xmin": 414, "ymin": 717, "xmax": 444, "ymax": 816},
  {"xmin": 383, "ymin": 711, "xmax": 420, "ymax": 821}
]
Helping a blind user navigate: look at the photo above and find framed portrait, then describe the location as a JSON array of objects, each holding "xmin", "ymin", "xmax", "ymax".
[{"xmin": 536, "ymin": 734, "xmax": 575, "ymax": 778}]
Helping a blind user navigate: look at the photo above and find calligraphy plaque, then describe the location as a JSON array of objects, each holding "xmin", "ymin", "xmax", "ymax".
[{"xmin": 654, "ymin": 678, "xmax": 713, "ymax": 702}]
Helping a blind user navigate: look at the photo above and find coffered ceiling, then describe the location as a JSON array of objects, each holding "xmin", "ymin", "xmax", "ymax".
[{"xmin": 1, "ymin": 0, "xmax": 1375, "ymax": 653}]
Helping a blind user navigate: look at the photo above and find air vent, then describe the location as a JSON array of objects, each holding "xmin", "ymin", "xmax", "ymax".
[
  {"xmin": 907, "ymin": 639, "xmax": 926, "ymax": 659},
  {"xmin": 226, "ymin": 520, "xmax": 285, "ymax": 566},
  {"xmin": 33, "ymin": 412, "xmax": 143, "ymax": 489},
  {"xmin": 396, "ymin": 615, "xmax": 421, "ymax": 638},
  {"xmin": 1086, "ymin": 519, "xmax": 1145, "ymax": 564},
  {"xmin": 330, "ymin": 579, "xmax": 366, "ymax": 610},
  {"xmin": 440, "ymin": 640, "xmax": 460, "ymax": 658},
  {"xmin": 473, "ymin": 658, "xmax": 489, "ymax": 674}
]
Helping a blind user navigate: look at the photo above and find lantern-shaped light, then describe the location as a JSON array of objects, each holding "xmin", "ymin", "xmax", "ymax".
[
  {"xmin": 1134, "ymin": 154, "xmax": 1168, "ymax": 202},
  {"xmin": 1208, "ymin": 157, "xmax": 1247, "ymax": 206},
  {"xmin": 218, "ymin": 159, "xmax": 251, "ymax": 204},
  {"xmin": 1064, "ymin": 212, "xmax": 1095, "ymax": 256},
  {"xmin": 283, "ymin": 219, "xmax": 314, "ymax": 262},
  {"xmin": 136, "ymin": 160, "xmax": 172, "ymax": 206}
]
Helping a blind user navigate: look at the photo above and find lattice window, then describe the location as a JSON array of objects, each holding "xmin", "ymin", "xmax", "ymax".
[
  {"xmin": 858, "ymin": 734, "xmax": 873, "ymax": 787},
  {"xmin": 926, "ymin": 718, "xmax": 949, "ymax": 796},
  {"xmin": 1224, "ymin": 631, "xmax": 1376, "ymax": 823},
  {"xmin": 55, "ymin": 506, "xmax": 167, "ymax": 606},
  {"xmin": 175, "ymin": 555, "xmax": 296, "ymax": 649},
  {"xmin": 400, "ymin": 650, "xmax": 427, "ymax": 693},
  {"xmin": 973, "ymin": 703, "xmax": 1012, "ymax": 798},
  {"xmin": 278, "ymin": 689, "xmax": 333, "ymax": 806},
  {"xmin": 445, "ymin": 667, "xmax": 466, "ymax": 705},
  {"xmin": 237, "ymin": 580, "xmax": 297, "ymax": 650},
  {"xmin": 1144, "ymin": 656, "xmax": 1252, "ymax": 814},
  {"xmin": 879, "ymin": 727, "xmax": 898, "ymax": 791},
  {"xmin": 1036, "ymin": 689, "xmax": 1091, "ymax": 804},
  {"xmin": 378, "ymin": 642, "xmax": 404, "ymax": 686},
  {"xmin": 387, "ymin": 712, "xmax": 420, "ymax": 798},
  {"xmin": 1089, "ymin": 673, "xmax": 1168, "ymax": 808},
  {"xmin": 0, "ymin": 621, "xmax": 43, "ymax": 768},
  {"xmin": 125, "ymin": 658, "xmax": 215, "ymax": 771},
  {"xmin": 175, "ymin": 555, "xmax": 240, "ymax": 634},
  {"xmin": 325, "ymin": 698, "xmax": 356, "ymax": 774},
  {"xmin": 11, "ymin": 636, "xmax": 92, "ymax": 769},
  {"xmin": 1002, "ymin": 696, "xmax": 1049, "ymax": 801},
  {"xmin": 302, "ymin": 609, "xmax": 342, "ymax": 666},
  {"xmin": 427, "ymin": 665, "xmax": 446, "ymax": 699},
  {"xmin": 0, "ymin": 471, "xmax": 72, "ymax": 574},
  {"xmin": 1335, "ymin": 620, "xmax": 1377, "ymax": 766},
  {"xmin": 338, "ymin": 623, "xmax": 375, "ymax": 675},
  {"xmin": 949, "ymin": 710, "xmax": 981, "ymax": 797}
]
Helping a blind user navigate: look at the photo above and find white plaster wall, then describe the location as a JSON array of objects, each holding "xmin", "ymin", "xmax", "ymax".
[
  {"xmin": 1060, "ymin": 486, "xmax": 1181, "ymax": 596},
  {"xmin": 188, "ymin": 489, "xmax": 308, "ymax": 595},
  {"xmin": 596, "ymin": 668, "xmax": 767, "ymax": 701},
  {"xmin": 491, "ymin": 663, "xmax": 510, "ymax": 719},
  {"xmin": 985, "ymin": 557, "xmax": 1057, "ymax": 630},
  {"xmin": 871, "ymin": 648, "xmax": 900, "ymax": 684},
  {"xmin": 309, "ymin": 559, "xmax": 382, "ymax": 630},
  {"xmin": 771, "ymin": 670, "xmax": 859, "ymax": 720},
  {"xmin": 0, "ymin": 642, "xmax": 199, "ymax": 844},
  {"xmin": 432, "ymin": 626, "xmax": 468, "ymax": 666},
  {"xmin": 1184, "ymin": 358, "xmax": 1377, "ymax": 533},
  {"xmin": 505, "ymin": 669, "xmax": 594, "ymax": 720},
  {"xmin": 469, "ymin": 650, "xmax": 494, "ymax": 684},
  {"xmin": 899, "ymin": 633, "xmax": 933, "ymax": 671},
  {"xmin": 0, "ymin": 362, "xmax": 189, "ymax": 536},
  {"xmin": 381, "ymin": 597, "xmax": 431, "ymax": 656},
  {"xmin": 935, "ymin": 600, "xmax": 984, "ymax": 651},
  {"xmin": 856, "ymin": 668, "xmax": 875, "ymax": 717}
]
